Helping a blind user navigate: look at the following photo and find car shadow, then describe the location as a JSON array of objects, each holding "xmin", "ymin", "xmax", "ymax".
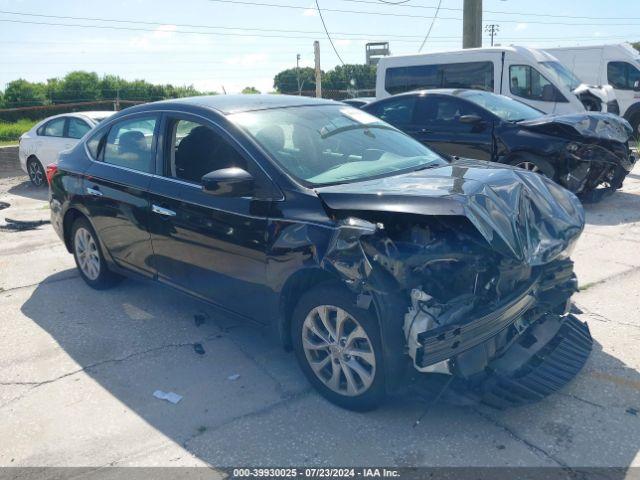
[
  {"xmin": 6, "ymin": 179, "xmax": 48, "ymax": 201},
  {"xmin": 583, "ymin": 190, "xmax": 640, "ymax": 226},
  {"xmin": 16, "ymin": 269, "xmax": 640, "ymax": 467}
]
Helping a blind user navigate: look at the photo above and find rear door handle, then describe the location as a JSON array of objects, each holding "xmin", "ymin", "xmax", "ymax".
[
  {"xmin": 86, "ymin": 186, "xmax": 102, "ymax": 197},
  {"xmin": 152, "ymin": 204, "xmax": 176, "ymax": 217}
]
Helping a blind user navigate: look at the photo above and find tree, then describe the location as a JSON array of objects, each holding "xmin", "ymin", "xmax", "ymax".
[
  {"xmin": 631, "ymin": 41, "xmax": 640, "ymax": 52},
  {"xmin": 52, "ymin": 71, "xmax": 101, "ymax": 102},
  {"xmin": 273, "ymin": 67, "xmax": 317, "ymax": 94},
  {"xmin": 3, "ymin": 79, "xmax": 46, "ymax": 107},
  {"xmin": 241, "ymin": 86, "xmax": 260, "ymax": 94},
  {"xmin": 323, "ymin": 64, "xmax": 376, "ymax": 91}
]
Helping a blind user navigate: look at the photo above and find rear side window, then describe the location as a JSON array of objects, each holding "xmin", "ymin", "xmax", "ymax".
[
  {"xmin": 365, "ymin": 96, "xmax": 416, "ymax": 126},
  {"xmin": 385, "ymin": 61, "xmax": 494, "ymax": 95},
  {"xmin": 607, "ymin": 61, "xmax": 640, "ymax": 90},
  {"xmin": 509, "ymin": 65, "xmax": 567, "ymax": 102},
  {"xmin": 415, "ymin": 96, "xmax": 486, "ymax": 123},
  {"xmin": 41, "ymin": 118, "xmax": 66, "ymax": 137},
  {"xmin": 68, "ymin": 118, "xmax": 91, "ymax": 139},
  {"xmin": 103, "ymin": 116, "xmax": 158, "ymax": 173}
]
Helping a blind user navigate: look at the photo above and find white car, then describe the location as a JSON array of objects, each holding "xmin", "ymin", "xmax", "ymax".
[{"xmin": 19, "ymin": 111, "xmax": 115, "ymax": 186}]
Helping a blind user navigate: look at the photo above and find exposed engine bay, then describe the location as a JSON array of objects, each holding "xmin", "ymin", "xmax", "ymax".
[{"xmin": 314, "ymin": 162, "xmax": 591, "ymax": 407}]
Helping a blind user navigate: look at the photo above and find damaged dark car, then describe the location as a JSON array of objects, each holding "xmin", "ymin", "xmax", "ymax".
[
  {"xmin": 363, "ymin": 89, "xmax": 635, "ymax": 199},
  {"xmin": 49, "ymin": 95, "xmax": 592, "ymax": 411}
]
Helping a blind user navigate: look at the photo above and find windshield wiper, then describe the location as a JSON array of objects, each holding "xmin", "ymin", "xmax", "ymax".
[{"xmin": 320, "ymin": 124, "xmax": 396, "ymax": 139}]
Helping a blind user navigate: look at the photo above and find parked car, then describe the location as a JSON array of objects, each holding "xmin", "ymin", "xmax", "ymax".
[
  {"xmin": 375, "ymin": 46, "xmax": 617, "ymax": 115},
  {"xmin": 546, "ymin": 43, "xmax": 640, "ymax": 137},
  {"xmin": 342, "ymin": 97, "xmax": 375, "ymax": 108},
  {"xmin": 363, "ymin": 89, "xmax": 635, "ymax": 197},
  {"xmin": 49, "ymin": 95, "xmax": 591, "ymax": 411},
  {"xmin": 19, "ymin": 111, "xmax": 115, "ymax": 186}
]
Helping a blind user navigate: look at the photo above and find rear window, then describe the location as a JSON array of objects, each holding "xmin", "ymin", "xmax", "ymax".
[{"xmin": 385, "ymin": 61, "xmax": 494, "ymax": 95}]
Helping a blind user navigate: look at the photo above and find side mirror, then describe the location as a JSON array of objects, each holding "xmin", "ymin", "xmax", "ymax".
[
  {"xmin": 202, "ymin": 167, "xmax": 254, "ymax": 197},
  {"xmin": 459, "ymin": 114, "xmax": 483, "ymax": 124},
  {"xmin": 634, "ymin": 80, "xmax": 640, "ymax": 92}
]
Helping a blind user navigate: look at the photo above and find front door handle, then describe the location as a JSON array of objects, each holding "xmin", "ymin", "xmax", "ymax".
[
  {"xmin": 86, "ymin": 186, "xmax": 102, "ymax": 197},
  {"xmin": 152, "ymin": 204, "xmax": 176, "ymax": 217}
]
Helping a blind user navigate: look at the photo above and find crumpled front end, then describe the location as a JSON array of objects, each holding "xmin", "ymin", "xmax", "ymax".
[
  {"xmin": 313, "ymin": 163, "xmax": 591, "ymax": 406},
  {"xmin": 519, "ymin": 113, "xmax": 636, "ymax": 196}
]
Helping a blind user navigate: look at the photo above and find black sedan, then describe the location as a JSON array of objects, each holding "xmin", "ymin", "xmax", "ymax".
[
  {"xmin": 363, "ymin": 89, "xmax": 635, "ymax": 198},
  {"xmin": 49, "ymin": 95, "xmax": 591, "ymax": 410}
]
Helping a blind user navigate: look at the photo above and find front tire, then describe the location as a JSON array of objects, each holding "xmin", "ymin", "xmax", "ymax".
[
  {"xmin": 71, "ymin": 217, "xmax": 122, "ymax": 290},
  {"xmin": 509, "ymin": 154, "xmax": 556, "ymax": 179},
  {"xmin": 291, "ymin": 284, "xmax": 386, "ymax": 411},
  {"xmin": 27, "ymin": 157, "xmax": 46, "ymax": 187}
]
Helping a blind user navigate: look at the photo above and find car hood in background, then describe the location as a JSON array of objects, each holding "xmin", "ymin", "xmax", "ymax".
[
  {"xmin": 315, "ymin": 159, "xmax": 585, "ymax": 266},
  {"xmin": 518, "ymin": 112, "xmax": 633, "ymax": 143}
]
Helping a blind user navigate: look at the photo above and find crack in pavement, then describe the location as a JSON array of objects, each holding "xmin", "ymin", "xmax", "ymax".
[
  {"xmin": 181, "ymin": 387, "xmax": 312, "ymax": 452},
  {"xmin": 471, "ymin": 407, "xmax": 570, "ymax": 469},
  {"xmin": 555, "ymin": 392, "xmax": 605, "ymax": 409},
  {"xmin": 576, "ymin": 304, "xmax": 640, "ymax": 330},
  {"xmin": 0, "ymin": 271, "xmax": 79, "ymax": 294},
  {"xmin": 0, "ymin": 336, "xmax": 223, "ymax": 410}
]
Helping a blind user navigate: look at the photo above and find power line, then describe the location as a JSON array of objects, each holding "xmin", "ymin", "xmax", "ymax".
[
  {"xmin": 315, "ymin": 0, "xmax": 345, "ymax": 65},
  {"xmin": 204, "ymin": 0, "xmax": 640, "ymax": 25},
  {"xmin": 418, "ymin": 0, "xmax": 442, "ymax": 52}
]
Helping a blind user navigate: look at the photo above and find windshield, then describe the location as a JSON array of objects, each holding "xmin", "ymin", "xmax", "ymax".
[
  {"xmin": 541, "ymin": 61, "xmax": 582, "ymax": 91},
  {"xmin": 229, "ymin": 105, "xmax": 445, "ymax": 186},
  {"xmin": 460, "ymin": 90, "xmax": 543, "ymax": 122}
]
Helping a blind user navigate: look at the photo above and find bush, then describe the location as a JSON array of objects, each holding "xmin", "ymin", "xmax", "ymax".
[{"xmin": 0, "ymin": 119, "xmax": 38, "ymax": 142}]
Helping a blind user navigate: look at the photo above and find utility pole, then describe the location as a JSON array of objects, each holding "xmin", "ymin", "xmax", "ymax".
[
  {"xmin": 296, "ymin": 53, "xmax": 302, "ymax": 95},
  {"xmin": 462, "ymin": 0, "xmax": 482, "ymax": 49},
  {"xmin": 114, "ymin": 87, "xmax": 120, "ymax": 111},
  {"xmin": 314, "ymin": 41, "xmax": 322, "ymax": 98},
  {"xmin": 485, "ymin": 24, "xmax": 499, "ymax": 46}
]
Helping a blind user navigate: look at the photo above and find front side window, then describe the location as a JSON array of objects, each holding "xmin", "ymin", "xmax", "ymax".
[
  {"xmin": 42, "ymin": 118, "xmax": 66, "ymax": 137},
  {"xmin": 509, "ymin": 65, "xmax": 567, "ymax": 102},
  {"xmin": 366, "ymin": 96, "xmax": 416, "ymax": 126},
  {"xmin": 103, "ymin": 116, "xmax": 157, "ymax": 173},
  {"xmin": 385, "ymin": 61, "xmax": 493, "ymax": 95},
  {"xmin": 230, "ymin": 105, "xmax": 444, "ymax": 186},
  {"xmin": 167, "ymin": 119, "xmax": 246, "ymax": 184},
  {"xmin": 460, "ymin": 90, "xmax": 543, "ymax": 122},
  {"xmin": 607, "ymin": 61, "xmax": 640, "ymax": 90},
  {"xmin": 68, "ymin": 118, "xmax": 91, "ymax": 139}
]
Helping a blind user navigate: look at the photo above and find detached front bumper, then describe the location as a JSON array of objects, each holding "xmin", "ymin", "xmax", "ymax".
[{"xmin": 405, "ymin": 260, "xmax": 592, "ymax": 406}]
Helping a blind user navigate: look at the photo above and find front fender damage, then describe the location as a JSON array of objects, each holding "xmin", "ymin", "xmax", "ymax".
[{"xmin": 310, "ymin": 172, "xmax": 591, "ymax": 406}]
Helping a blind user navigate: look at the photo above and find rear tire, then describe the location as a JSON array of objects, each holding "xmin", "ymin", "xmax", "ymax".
[
  {"xmin": 629, "ymin": 113, "xmax": 640, "ymax": 141},
  {"xmin": 27, "ymin": 157, "xmax": 46, "ymax": 187},
  {"xmin": 291, "ymin": 283, "xmax": 386, "ymax": 411},
  {"xmin": 71, "ymin": 217, "xmax": 122, "ymax": 290}
]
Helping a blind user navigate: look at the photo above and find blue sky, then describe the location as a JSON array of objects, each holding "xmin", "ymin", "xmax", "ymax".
[{"xmin": 1, "ymin": 0, "xmax": 639, "ymax": 94}]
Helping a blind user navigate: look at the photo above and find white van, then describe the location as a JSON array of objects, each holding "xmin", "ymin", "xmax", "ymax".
[
  {"xmin": 375, "ymin": 46, "xmax": 617, "ymax": 115},
  {"xmin": 546, "ymin": 44, "xmax": 640, "ymax": 135}
]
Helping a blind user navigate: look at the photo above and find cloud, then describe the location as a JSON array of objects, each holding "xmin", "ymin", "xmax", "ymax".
[
  {"xmin": 303, "ymin": 8, "xmax": 317, "ymax": 16},
  {"xmin": 224, "ymin": 53, "xmax": 269, "ymax": 67},
  {"xmin": 515, "ymin": 23, "xmax": 528, "ymax": 31},
  {"xmin": 130, "ymin": 24, "xmax": 179, "ymax": 50},
  {"xmin": 153, "ymin": 24, "xmax": 177, "ymax": 39},
  {"xmin": 335, "ymin": 39, "xmax": 351, "ymax": 47}
]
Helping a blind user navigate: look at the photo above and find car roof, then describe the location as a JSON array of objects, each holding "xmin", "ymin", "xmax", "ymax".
[
  {"xmin": 137, "ymin": 94, "xmax": 339, "ymax": 115},
  {"xmin": 370, "ymin": 89, "xmax": 472, "ymax": 100}
]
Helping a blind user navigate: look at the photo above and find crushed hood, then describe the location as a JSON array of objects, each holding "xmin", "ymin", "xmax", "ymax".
[
  {"xmin": 315, "ymin": 159, "xmax": 585, "ymax": 266},
  {"xmin": 519, "ymin": 112, "xmax": 633, "ymax": 143}
]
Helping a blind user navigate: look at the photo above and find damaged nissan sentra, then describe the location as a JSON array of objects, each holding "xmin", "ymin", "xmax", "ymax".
[
  {"xmin": 49, "ymin": 95, "xmax": 592, "ymax": 411},
  {"xmin": 363, "ymin": 89, "xmax": 635, "ymax": 200}
]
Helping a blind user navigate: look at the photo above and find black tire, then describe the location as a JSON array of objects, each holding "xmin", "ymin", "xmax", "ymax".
[
  {"xmin": 291, "ymin": 283, "xmax": 386, "ymax": 411},
  {"xmin": 509, "ymin": 154, "xmax": 556, "ymax": 179},
  {"xmin": 71, "ymin": 217, "xmax": 122, "ymax": 290},
  {"xmin": 629, "ymin": 113, "xmax": 640, "ymax": 141},
  {"xmin": 27, "ymin": 157, "xmax": 46, "ymax": 187}
]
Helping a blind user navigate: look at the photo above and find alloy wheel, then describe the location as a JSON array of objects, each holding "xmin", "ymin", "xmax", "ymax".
[
  {"xmin": 74, "ymin": 227, "xmax": 101, "ymax": 281},
  {"xmin": 516, "ymin": 161, "xmax": 541, "ymax": 173},
  {"xmin": 28, "ymin": 161, "xmax": 44, "ymax": 186},
  {"xmin": 301, "ymin": 305, "xmax": 376, "ymax": 396}
]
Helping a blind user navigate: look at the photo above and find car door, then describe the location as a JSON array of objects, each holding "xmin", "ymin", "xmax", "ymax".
[
  {"xmin": 67, "ymin": 117, "xmax": 93, "ymax": 144},
  {"xmin": 37, "ymin": 117, "xmax": 74, "ymax": 166},
  {"xmin": 83, "ymin": 114, "xmax": 158, "ymax": 278},
  {"xmin": 409, "ymin": 95, "xmax": 494, "ymax": 160},
  {"xmin": 147, "ymin": 113, "xmax": 273, "ymax": 320}
]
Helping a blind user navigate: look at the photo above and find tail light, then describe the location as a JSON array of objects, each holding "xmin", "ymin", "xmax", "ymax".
[{"xmin": 45, "ymin": 163, "xmax": 58, "ymax": 185}]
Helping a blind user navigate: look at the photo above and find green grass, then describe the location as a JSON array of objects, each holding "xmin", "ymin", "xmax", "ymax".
[{"xmin": 0, "ymin": 119, "xmax": 37, "ymax": 143}]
